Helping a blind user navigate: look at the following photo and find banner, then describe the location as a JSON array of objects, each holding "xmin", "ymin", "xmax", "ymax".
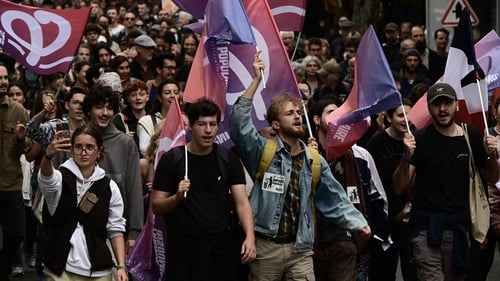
[{"xmin": 0, "ymin": 0, "xmax": 90, "ymax": 74}]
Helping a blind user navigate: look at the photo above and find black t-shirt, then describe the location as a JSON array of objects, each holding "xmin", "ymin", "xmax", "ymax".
[
  {"xmin": 367, "ymin": 130, "xmax": 409, "ymax": 219},
  {"xmin": 411, "ymin": 124, "xmax": 487, "ymax": 213},
  {"xmin": 154, "ymin": 147, "xmax": 246, "ymax": 236}
]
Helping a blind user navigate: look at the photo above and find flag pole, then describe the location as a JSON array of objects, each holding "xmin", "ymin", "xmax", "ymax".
[
  {"xmin": 184, "ymin": 144, "xmax": 188, "ymax": 198},
  {"xmin": 290, "ymin": 31, "xmax": 302, "ymax": 62},
  {"xmin": 302, "ymin": 101, "xmax": 313, "ymax": 138},
  {"xmin": 476, "ymin": 78, "xmax": 490, "ymax": 135},
  {"xmin": 256, "ymin": 46, "xmax": 266, "ymax": 88},
  {"xmin": 401, "ymin": 101, "xmax": 412, "ymax": 134}
]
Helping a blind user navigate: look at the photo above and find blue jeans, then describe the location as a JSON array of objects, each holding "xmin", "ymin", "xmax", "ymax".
[{"xmin": 0, "ymin": 191, "xmax": 25, "ymax": 275}]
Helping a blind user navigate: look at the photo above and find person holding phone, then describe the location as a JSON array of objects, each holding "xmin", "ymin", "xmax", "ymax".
[{"xmin": 39, "ymin": 125, "xmax": 127, "ymax": 281}]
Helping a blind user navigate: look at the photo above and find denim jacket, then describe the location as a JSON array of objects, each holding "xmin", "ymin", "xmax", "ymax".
[{"xmin": 230, "ymin": 97, "xmax": 368, "ymax": 252}]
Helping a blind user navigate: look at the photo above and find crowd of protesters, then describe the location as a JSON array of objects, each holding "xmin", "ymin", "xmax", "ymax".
[{"xmin": 2, "ymin": 0, "xmax": 500, "ymax": 281}]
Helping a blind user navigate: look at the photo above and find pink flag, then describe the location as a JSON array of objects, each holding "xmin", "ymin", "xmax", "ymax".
[
  {"xmin": 0, "ymin": 0, "xmax": 90, "ymax": 75},
  {"xmin": 155, "ymin": 96, "xmax": 186, "ymax": 168},
  {"xmin": 268, "ymin": 0, "xmax": 307, "ymax": 31},
  {"xmin": 184, "ymin": 0, "xmax": 300, "ymax": 148}
]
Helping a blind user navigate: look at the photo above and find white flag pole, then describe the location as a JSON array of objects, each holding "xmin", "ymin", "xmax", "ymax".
[
  {"xmin": 184, "ymin": 144, "xmax": 188, "ymax": 198},
  {"xmin": 476, "ymin": 79, "xmax": 490, "ymax": 135}
]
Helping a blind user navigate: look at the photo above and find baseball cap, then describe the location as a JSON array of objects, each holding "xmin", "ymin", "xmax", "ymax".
[
  {"xmin": 427, "ymin": 83, "xmax": 457, "ymax": 104},
  {"xmin": 385, "ymin": 22, "xmax": 399, "ymax": 32},
  {"xmin": 135, "ymin": 35, "xmax": 157, "ymax": 47}
]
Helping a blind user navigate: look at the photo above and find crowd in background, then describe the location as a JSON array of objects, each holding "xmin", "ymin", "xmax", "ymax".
[{"xmin": 2, "ymin": 0, "xmax": 500, "ymax": 281}]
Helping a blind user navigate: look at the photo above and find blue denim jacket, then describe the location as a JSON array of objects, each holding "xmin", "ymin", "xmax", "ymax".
[{"xmin": 230, "ymin": 97, "xmax": 368, "ymax": 252}]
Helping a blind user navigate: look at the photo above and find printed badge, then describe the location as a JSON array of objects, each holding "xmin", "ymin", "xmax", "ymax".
[{"xmin": 262, "ymin": 172, "xmax": 285, "ymax": 194}]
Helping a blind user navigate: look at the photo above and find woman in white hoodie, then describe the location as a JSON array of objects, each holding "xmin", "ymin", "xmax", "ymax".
[{"xmin": 39, "ymin": 125, "xmax": 128, "ymax": 281}]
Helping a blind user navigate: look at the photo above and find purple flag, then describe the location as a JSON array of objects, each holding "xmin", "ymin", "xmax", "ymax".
[
  {"xmin": 205, "ymin": 0, "xmax": 256, "ymax": 44},
  {"xmin": 183, "ymin": 0, "xmax": 300, "ymax": 147},
  {"xmin": 476, "ymin": 30, "xmax": 500, "ymax": 91},
  {"xmin": 325, "ymin": 26, "xmax": 401, "ymax": 159},
  {"xmin": 172, "ymin": 0, "xmax": 206, "ymax": 19},
  {"xmin": 328, "ymin": 26, "xmax": 401, "ymax": 126}
]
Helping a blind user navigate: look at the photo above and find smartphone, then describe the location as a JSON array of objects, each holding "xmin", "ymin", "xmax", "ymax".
[{"xmin": 56, "ymin": 121, "xmax": 70, "ymax": 140}]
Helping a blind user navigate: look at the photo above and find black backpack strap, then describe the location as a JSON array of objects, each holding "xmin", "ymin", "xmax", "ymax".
[
  {"xmin": 151, "ymin": 113, "xmax": 157, "ymax": 130},
  {"xmin": 172, "ymin": 146, "xmax": 186, "ymax": 181}
]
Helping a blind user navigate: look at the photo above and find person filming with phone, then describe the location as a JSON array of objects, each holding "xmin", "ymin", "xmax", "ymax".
[{"xmin": 39, "ymin": 124, "xmax": 128, "ymax": 281}]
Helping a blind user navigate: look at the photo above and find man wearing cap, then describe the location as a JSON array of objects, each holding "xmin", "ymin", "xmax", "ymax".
[
  {"xmin": 313, "ymin": 61, "xmax": 350, "ymax": 103},
  {"xmin": 330, "ymin": 18, "xmax": 354, "ymax": 62},
  {"xmin": 393, "ymin": 83, "xmax": 499, "ymax": 280},
  {"xmin": 130, "ymin": 34, "xmax": 157, "ymax": 81},
  {"xmin": 383, "ymin": 23, "xmax": 401, "ymax": 68}
]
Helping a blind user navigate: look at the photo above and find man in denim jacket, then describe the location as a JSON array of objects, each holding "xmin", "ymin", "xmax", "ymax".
[{"xmin": 230, "ymin": 52, "xmax": 370, "ymax": 280}]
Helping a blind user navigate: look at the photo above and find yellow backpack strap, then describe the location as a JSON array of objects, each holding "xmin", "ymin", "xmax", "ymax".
[
  {"xmin": 306, "ymin": 147, "xmax": 321, "ymax": 192},
  {"xmin": 255, "ymin": 139, "xmax": 278, "ymax": 181}
]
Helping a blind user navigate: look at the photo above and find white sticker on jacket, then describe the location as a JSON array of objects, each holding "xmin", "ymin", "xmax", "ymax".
[
  {"xmin": 262, "ymin": 172, "xmax": 285, "ymax": 194},
  {"xmin": 347, "ymin": 186, "xmax": 360, "ymax": 204}
]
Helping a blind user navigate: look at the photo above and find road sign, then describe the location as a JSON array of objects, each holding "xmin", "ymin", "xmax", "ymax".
[{"xmin": 441, "ymin": 0, "xmax": 479, "ymax": 26}]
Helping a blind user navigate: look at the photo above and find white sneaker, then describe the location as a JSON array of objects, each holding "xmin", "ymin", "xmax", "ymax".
[{"xmin": 11, "ymin": 266, "xmax": 24, "ymax": 277}]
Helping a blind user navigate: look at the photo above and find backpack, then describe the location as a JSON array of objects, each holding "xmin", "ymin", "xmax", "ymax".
[{"xmin": 254, "ymin": 139, "xmax": 322, "ymax": 192}]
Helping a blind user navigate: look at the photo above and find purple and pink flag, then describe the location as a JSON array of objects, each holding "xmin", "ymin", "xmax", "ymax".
[
  {"xmin": 173, "ymin": 0, "xmax": 306, "ymax": 32},
  {"xmin": 184, "ymin": 0, "xmax": 300, "ymax": 147},
  {"xmin": 127, "ymin": 96, "xmax": 185, "ymax": 281},
  {"xmin": 324, "ymin": 26, "xmax": 401, "ymax": 160},
  {"xmin": 0, "ymin": 0, "xmax": 90, "ymax": 74},
  {"xmin": 183, "ymin": 0, "xmax": 256, "ymax": 120}
]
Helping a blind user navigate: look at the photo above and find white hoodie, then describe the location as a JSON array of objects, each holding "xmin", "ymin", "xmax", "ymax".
[{"xmin": 38, "ymin": 158, "xmax": 126, "ymax": 277}]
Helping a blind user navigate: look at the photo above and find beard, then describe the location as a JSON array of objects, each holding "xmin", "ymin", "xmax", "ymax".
[
  {"xmin": 431, "ymin": 111, "xmax": 456, "ymax": 129},
  {"xmin": 281, "ymin": 124, "xmax": 305, "ymax": 138}
]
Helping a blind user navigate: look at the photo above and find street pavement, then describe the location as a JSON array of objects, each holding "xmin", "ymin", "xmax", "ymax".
[{"xmin": 12, "ymin": 246, "xmax": 500, "ymax": 280}]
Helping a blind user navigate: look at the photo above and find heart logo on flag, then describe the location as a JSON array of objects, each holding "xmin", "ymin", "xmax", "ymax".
[{"xmin": 1, "ymin": 10, "xmax": 72, "ymax": 68}]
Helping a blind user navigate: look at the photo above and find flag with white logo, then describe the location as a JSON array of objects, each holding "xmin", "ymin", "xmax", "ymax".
[
  {"xmin": 183, "ymin": 0, "xmax": 300, "ymax": 147},
  {"xmin": 325, "ymin": 26, "xmax": 401, "ymax": 160},
  {"xmin": 268, "ymin": 0, "xmax": 307, "ymax": 31},
  {"xmin": 0, "ymin": 0, "xmax": 90, "ymax": 74}
]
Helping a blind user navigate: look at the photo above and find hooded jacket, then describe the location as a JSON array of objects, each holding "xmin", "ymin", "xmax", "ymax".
[
  {"xmin": 39, "ymin": 158, "xmax": 125, "ymax": 276},
  {"xmin": 99, "ymin": 124, "xmax": 144, "ymax": 240}
]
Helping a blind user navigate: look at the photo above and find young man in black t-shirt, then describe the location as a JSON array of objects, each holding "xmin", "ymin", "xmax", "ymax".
[
  {"xmin": 393, "ymin": 83, "xmax": 499, "ymax": 281},
  {"xmin": 152, "ymin": 98, "xmax": 256, "ymax": 281}
]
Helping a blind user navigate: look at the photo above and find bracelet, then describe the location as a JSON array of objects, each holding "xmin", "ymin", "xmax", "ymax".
[{"xmin": 116, "ymin": 265, "xmax": 128, "ymax": 274}]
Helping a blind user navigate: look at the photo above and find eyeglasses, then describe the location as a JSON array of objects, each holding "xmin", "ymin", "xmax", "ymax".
[
  {"xmin": 73, "ymin": 144, "xmax": 97, "ymax": 154},
  {"xmin": 124, "ymin": 17, "xmax": 135, "ymax": 21},
  {"xmin": 163, "ymin": 65, "xmax": 176, "ymax": 70}
]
